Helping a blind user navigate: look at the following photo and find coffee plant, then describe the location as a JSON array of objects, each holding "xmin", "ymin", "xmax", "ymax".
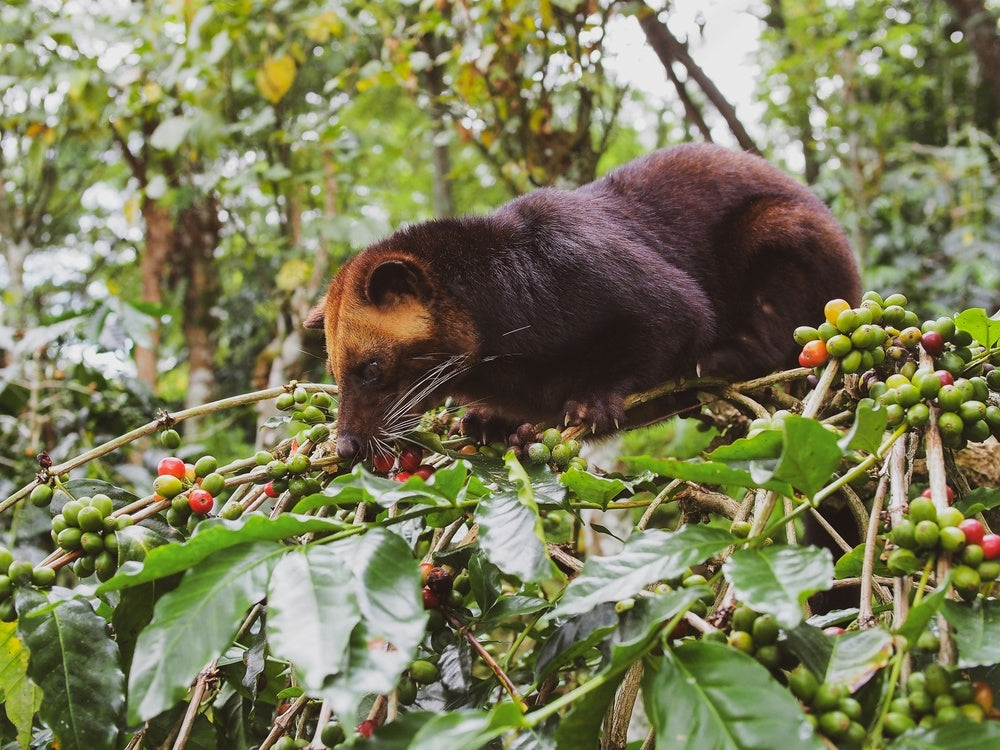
[{"xmin": 4, "ymin": 292, "xmax": 1000, "ymax": 749}]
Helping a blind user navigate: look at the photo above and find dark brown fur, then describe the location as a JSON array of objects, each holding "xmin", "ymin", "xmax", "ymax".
[{"xmin": 306, "ymin": 144, "xmax": 861, "ymax": 460}]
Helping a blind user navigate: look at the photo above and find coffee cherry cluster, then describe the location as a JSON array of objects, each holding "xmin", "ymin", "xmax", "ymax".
[
  {"xmin": 795, "ymin": 293, "xmax": 904, "ymax": 373},
  {"xmin": 401, "ymin": 657, "xmax": 440, "ymax": 702},
  {"xmin": 869, "ymin": 367, "xmax": 998, "ymax": 447},
  {"xmin": 275, "ymin": 386, "xmax": 336, "ymax": 426},
  {"xmin": 319, "ymin": 720, "xmax": 346, "ymax": 747},
  {"xmin": 254, "ymin": 448, "xmax": 322, "ymax": 503},
  {"xmin": 420, "ymin": 562, "xmax": 456, "ymax": 610},
  {"xmin": 154, "ymin": 455, "xmax": 227, "ymax": 530},
  {"xmin": 0, "ymin": 546, "xmax": 56, "ymax": 622},
  {"xmin": 799, "ymin": 292, "xmax": 1000, "ymax": 451},
  {"xmin": 51, "ymin": 493, "xmax": 129, "ymax": 581},
  {"xmin": 887, "ymin": 492, "xmax": 999, "ymax": 598},
  {"xmin": 787, "ymin": 666, "xmax": 867, "ymax": 745},
  {"xmin": 509, "ymin": 424, "xmax": 586, "ymax": 472},
  {"xmin": 895, "ymin": 664, "xmax": 996, "ymax": 729},
  {"xmin": 367, "ymin": 443, "xmax": 437, "ymax": 482},
  {"xmin": 726, "ymin": 605, "xmax": 787, "ymax": 672}
]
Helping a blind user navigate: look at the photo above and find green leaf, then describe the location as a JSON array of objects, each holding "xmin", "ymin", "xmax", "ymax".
[
  {"xmin": 941, "ymin": 598, "xmax": 1000, "ymax": 668},
  {"xmin": 834, "ymin": 542, "xmax": 890, "ymax": 580},
  {"xmin": 886, "ymin": 718, "xmax": 1000, "ymax": 749},
  {"xmin": 560, "ymin": 467, "xmax": 629, "ymax": 507},
  {"xmin": 266, "ymin": 546, "xmax": 360, "ymax": 695},
  {"xmin": 823, "ymin": 627, "xmax": 893, "ymax": 691},
  {"xmin": 112, "ymin": 569, "xmax": 183, "ymax": 674},
  {"xmin": 553, "ymin": 674, "xmax": 621, "ymax": 749},
  {"xmin": 469, "ymin": 553, "xmax": 501, "ymax": 613},
  {"xmin": 895, "ymin": 580, "xmax": 949, "ymax": 648},
  {"xmin": 115, "ymin": 523, "xmax": 171, "ymax": 564},
  {"xmin": 953, "ymin": 487, "xmax": 1000, "ymax": 517},
  {"xmin": 480, "ymin": 595, "xmax": 550, "ymax": 630},
  {"xmin": 99, "ymin": 513, "xmax": 348, "ymax": 592},
  {"xmin": 474, "ymin": 454, "xmax": 559, "ymax": 583},
  {"xmin": 707, "ymin": 429, "xmax": 784, "ymax": 462},
  {"xmin": 628, "ymin": 456, "xmax": 793, "ymax": 497},
  {"xmin": 0, "ymin": 620, "xmax": 40, "ymax": 748},
  {"xmin": 317, "ymin": 529, "xmax": 427, "ymax": 728},
  {"xmin": 612, "ymin": 587, "xmax": 711, "ymax": 666},
  {"xmin": 554, "ymin": 525, "xmax": 735, "ymax": 618},
  {"xmin": 127, "ymin": 541, "xmax": 279, "ymax": 724},
  {"xmin": 771, "ymin": 416, "xmax": 845, "ymax": 498},
  {"xmin": 551, "ymin": 589, "xmax": 708, "ymax": 747},
  {"xmin": 346, "ymin": 529, "xmax": 427, "ymax": 655},
  {"xmin": 955, "ymin": 308, "xmax": 1000, "ymax": 349},
  {"xmin": 293, "ymin": 464, "xmax": 462, "ymax": 513},
  {"xmin": 838, "ymin": 399, "xmax": 888, "ymax": 453},
  {"xmin": 16, "ymin": 588, "xmax": 124, "ymax": 750},
  {"xmin": 706, "ymin": 417, "xmax": 845, "ymax": 497},
  {"xmin": 644, "ymin": 641, "xmax": 823, "ymax": 750},
  {"xmin": 426, "ymin": 459, "xmax": 477, "ymax": 500},
  {"xmin": 782, "ymin": 622, "xmax": 834, "ymax": 678},
  {"xmin": 355, "ymin": 704, "xmax": 524, "ymax": 749},
  {"xmin": 723, "ymin": 544, "xmax": 834, "ymax": 628},
  {"xmin": 535, "ymin": 606, "xmax": 618, "ymax": 681}
]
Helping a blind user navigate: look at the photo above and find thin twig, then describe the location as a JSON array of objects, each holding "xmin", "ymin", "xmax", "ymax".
[{"xmin": 859, "ymin": 475, "xmax": 890, "ymax": 627}]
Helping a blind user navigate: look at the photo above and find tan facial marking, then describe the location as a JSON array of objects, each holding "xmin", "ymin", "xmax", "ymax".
[{"xmin": 331, "ymin": 291, "xmax": 433, "ymax": 380}]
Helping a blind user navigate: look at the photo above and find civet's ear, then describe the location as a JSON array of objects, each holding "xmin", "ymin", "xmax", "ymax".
[
  {"xmin": 303, "ymin": 300, "xmax": 326, "ymax": 330},
  {"xmin": 365, "ymin": 259, "xmax": 428, "ymax": 308}
]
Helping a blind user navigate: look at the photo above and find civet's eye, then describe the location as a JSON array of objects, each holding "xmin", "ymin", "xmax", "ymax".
[{"xmin": 361, "ymin": 360, "xmax": 381, "ymax": 385}]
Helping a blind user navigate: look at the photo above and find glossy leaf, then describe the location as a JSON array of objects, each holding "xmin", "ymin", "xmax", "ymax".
[
  {"xmin": 535, "ymin": 605, "xmax": 618, "ymax": 681},
  {"xmin": 771, "ymin": 416, "xmax": 846, "ymax": 498},
  {"xmin": 294, "ymin": 464, "xmax": 463, "ymax": 513},
  {"xmin": 16, "ymin": 588, "xmax": 124, "ymax": 750},
  {"xmin": 723, "ymin": 544, "xmax": 835, "ymax": 628},
  {"xmin": 554, "ymin": 525, "xmax": 735, "ymax": 617},
  {"xmin": 316, "ymin": 529, "xmax": 427, "ymax": 727},
  {"xmin": 942, "ymin": 598, "xmax": 1000, "ymax": 668},
  {"xmin": 953, "ymin": 487, "xmax": 1000, "ymax": 517},
  {"xmin": 0, "ymin": 620, "xmax": 39, "ymax": 748},
  {"xmin": 553, "ymin": 676, "xmax": 620, "ymax": 749},
  {"xmin": 895, "ymin": 580, "xmax": 948, "ymax": 648},
  {"xmin": 127, "ymin": 541, "xmax": 279, "ymax": 724},
  {"xmin": 887, "ymin": 718, "xmax": 1000, "ymax": 749},
  {"xmin": 955, "ymin": 308, "xmax": 1000, "ymax": 349},
  {"xmin": 99, "ymin": 513, "xmax": 348, "ymax": 593},
  {"xmin": 644, "ymin": 641, "xmax": 823, "ymax": 750},
  {"xmin": 838, "ymin": 399, "xmax": 888, "ymax": 453},
  {"xmin": 560, "ymin": 467, "xmax": 630, "ymax": 506},
  {"xmin": 266, "ymin": 546, "xmax": 360, "ymax": 695},
  {"xmin": 823, "ymin": 627, "xmax": 894, "ymax": 691},
  {"xmin": 628, "ymin": 455, "xmax": 793, "ymax": 497},
  {"xmin": 356, "ymin": 703, "xmax": 526, "ymax": 749},
  {"xmin": 475, "ymin": 454, "xmax": 558, "ymax": 583}
]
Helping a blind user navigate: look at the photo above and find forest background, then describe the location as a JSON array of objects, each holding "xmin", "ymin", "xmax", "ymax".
[{"xmin": 2, "ymin": 0, "xmax": 1000, "ymax": 530}]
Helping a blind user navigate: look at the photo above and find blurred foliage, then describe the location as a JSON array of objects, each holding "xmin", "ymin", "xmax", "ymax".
[{"xmin": 758, "ymin": 0, "xmax": 1000, "ymax": 318}]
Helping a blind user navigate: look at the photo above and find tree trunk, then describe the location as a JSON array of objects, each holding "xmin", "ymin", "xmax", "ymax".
[
  {"xmin": 175, "ymin": 199, "xmax": 222, "ymax": 411},
  {"xmin": 943, "ymin": 0, "xmax": 1000, "ymax": 103},
  {"xmin": 255, "ymin": 155, "xmax": 334, "ymax": 447},
  {"xmin": 421, "ymin": 32, "xmax": 456, "ymax": 217},
  {"xmin": 136, "ymin": 201, "xmax": 173, "ymax": 389}
]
